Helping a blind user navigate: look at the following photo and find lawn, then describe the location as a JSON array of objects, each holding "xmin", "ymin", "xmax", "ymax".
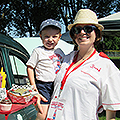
[
  {"xmin": 99, "ymin": 117, "xmax": 120, "ymax": 120},
  {"xmin": 110, "ymin": 57, "xmax": 120, "ymax": 59},
  {"xmin": 98, "ymin": 110, "xmax": 120, "ymax": 120}
]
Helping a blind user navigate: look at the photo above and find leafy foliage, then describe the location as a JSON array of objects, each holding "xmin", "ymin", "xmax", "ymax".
[
  {"xmin": 0, "ymin": 0, "xmax": 60, "ymax": 37},
  {"xmin": 103, "ymin": 36, "xmax": 120, "ymax": 50},
  {"xmin": 0, "ymin": 0, "xmax": 120, "ymax": 37}
]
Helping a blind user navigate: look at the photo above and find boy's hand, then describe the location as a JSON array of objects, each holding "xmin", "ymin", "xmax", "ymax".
[
  {"xmin": 33, "ymin": 86, "xmax": 38, "ymax": 92},
  {"xmin": 35, "ymin": 94, "xmax": 48, "ymax": 114}
]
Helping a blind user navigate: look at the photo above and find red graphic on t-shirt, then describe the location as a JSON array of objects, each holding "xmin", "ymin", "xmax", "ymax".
[{"xmin": 49, "ymin": 54, "xmax": 61, "ymax": 74}]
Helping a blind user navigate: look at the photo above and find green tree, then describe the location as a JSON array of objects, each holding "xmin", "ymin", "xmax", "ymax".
[
  {"xmin": 0, "ymin": 0, "xmax": 14, "ymax": 35},
  {"xmin": 1, "ymin": 0, "xmax": 60, "ymax": 37},
  {"xmin": 0, "ymin": 0, "xmax": 119, "ymax": 37},
  {"xmin": 57, "ymin": 0, "xmax": 118, "ymax": 31}
]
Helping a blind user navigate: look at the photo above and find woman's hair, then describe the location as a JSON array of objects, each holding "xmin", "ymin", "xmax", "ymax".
[{"xmin": 94, "ymin": 27, "xmax": 102, "ymax": 45}]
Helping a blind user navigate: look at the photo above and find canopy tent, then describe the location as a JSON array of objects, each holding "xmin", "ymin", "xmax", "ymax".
[
  {"xmin": 98, "ymin": 12, "xmax": 120, "ymax": 36},
  {"xmin": 61, "ymin": 31, "xmax": 73, "ymax": 44},
  {"xmin": 14, "ymin": 37, "xmax": 74, "ymax": 55}
]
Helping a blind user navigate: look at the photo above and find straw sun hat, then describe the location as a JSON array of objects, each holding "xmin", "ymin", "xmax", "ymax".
[{"xmin": 68, "ymin": 9, "xmax": 104, "ymax": 31}]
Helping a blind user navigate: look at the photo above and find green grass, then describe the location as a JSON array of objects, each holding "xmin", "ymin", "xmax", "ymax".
[
  {"xmin": 99, "ymin": 116, "xmax": 106, "ymax": 120},
  {"xmin": 99, "ymin": 117, "xmax": 120, "ymax": 120},
  {"xmin": 98, "ymin": 111, "xmax": 120, "ymax": 120},
  {"xmin": 110, "ymin": 57, "xmax": 120, "ymax": 59}
]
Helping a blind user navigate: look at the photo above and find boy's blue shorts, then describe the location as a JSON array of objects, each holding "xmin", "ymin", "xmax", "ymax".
[{"xmin": 36, "ymin": 80, "xmax": 54, "ymax": 104}]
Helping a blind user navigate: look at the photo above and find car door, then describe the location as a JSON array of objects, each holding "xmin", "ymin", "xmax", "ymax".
[{"xmin": 0, "ymin": 33, "xmax": 37, "ymax": 120}]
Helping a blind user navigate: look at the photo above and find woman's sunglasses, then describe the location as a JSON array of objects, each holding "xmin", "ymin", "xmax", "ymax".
[{"xmin": 70, "ymin": 25, "xmax": 96, "ymax": 34}]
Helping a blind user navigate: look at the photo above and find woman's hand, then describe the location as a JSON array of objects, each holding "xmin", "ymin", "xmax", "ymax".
[{"xmin": 35, "ymin": 94, "xmax": 48, "ymax": 114}]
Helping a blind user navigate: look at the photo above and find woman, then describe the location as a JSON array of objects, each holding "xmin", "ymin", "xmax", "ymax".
[{"xmin": 46, "ymin": 9, "xmax": 120, "ymax": 120}]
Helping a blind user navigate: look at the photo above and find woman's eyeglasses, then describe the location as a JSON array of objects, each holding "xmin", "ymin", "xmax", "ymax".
[{"xmin": 70, "ymin": 25, "xmax": 96, "ymax": 34}]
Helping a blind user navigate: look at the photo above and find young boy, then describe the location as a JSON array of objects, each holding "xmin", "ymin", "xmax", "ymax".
[{"xmin": 26, "ymin": 19, "xmax": 65, "ymax": 120}]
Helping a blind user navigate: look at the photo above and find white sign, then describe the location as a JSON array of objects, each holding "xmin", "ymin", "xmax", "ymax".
[{"xmin": 0, "ymin": 88, "xmax": 6, "ymax": 102}]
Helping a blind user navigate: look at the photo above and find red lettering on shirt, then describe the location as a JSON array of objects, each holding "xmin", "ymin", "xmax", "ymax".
[
  {"xmin": 51, "ymin": 101, "xmax": 64, "ymax": 110},
  {"xmin": 81, "ymin": 70, "xmax": 97, "ymax": 81},
  {"xmin": 90, "ymin": 64, "xmax": 101, "ymax": 72},
  {"xmin": 55, "ymin": 53, "xmax": 62, "ymax": 59},
  {"xmin": 49, "ymin": 54, "xmax": 57, "ymax": 60}
]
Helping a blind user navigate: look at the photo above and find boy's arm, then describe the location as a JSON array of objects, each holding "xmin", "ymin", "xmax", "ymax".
[
  {"xmin": 27, "ymin": 66, "xmax": 37, "ymax": 91},
  {"xmin": 106, "ymin": 109, "xmax": 116, "ymax": 120},
  {"xmin": 27, "ymin": 66, "xmax": 48, "ymax": 114}
]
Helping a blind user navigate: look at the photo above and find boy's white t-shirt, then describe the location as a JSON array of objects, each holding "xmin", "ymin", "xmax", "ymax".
[{"xmin": 26, "ymin": 46, "xmax": 65, "ymax": 82}]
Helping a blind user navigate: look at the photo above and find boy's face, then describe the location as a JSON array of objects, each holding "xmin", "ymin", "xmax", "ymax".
[{"xmin": 39, "ymin": 28, "xmax": 62, "ymax": 50}]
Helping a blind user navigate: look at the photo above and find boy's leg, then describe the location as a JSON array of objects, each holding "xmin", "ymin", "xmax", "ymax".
[
  {"xmin": 35, "ymin": 81, "xmax": 54, "ymax": 120},
  {"xmin": 35, "ymin": 104, "xmax": 49, "ymax": 120}
]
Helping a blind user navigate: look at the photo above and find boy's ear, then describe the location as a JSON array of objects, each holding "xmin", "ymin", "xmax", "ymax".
[
  {"xmin": 59, "ymin": 34, "xmax": 62, "ymax": 40},
  {"xmin": 39, "ymin": 33, "xmax": 42, "ymax": 39}
]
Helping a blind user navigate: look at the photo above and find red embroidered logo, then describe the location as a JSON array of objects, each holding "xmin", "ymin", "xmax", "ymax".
[
  {"xmin": 47, "ymin": 101, "xmax": 64, "ymax": 120},
  {"xmin": 90, "ymin": 64, "xmax": 101, "ymax": 72}
]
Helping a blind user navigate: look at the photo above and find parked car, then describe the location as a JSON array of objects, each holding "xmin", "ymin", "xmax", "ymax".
[{"xmin": 0, "ymin": 33, "xmax": 37, "ymax": 120}]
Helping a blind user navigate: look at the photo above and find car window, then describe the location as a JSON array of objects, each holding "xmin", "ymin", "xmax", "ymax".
[
  {"xmin": 9, "ymin": 55, "xmax": 29, "ymax": 85},
  {"xmin": 9, "ymin": 55, "xmax": 27, "ymax": 75}
]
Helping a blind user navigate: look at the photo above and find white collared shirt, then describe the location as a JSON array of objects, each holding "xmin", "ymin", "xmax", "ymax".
[{"xmin": 52, "ymin": 51, "xmax": 120, "ymax": 120}]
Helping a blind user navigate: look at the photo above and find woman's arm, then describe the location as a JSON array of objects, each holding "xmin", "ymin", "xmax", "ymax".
[{"xmin": 106, "ymin": 109, "xmax": 116, "ymax": 120}]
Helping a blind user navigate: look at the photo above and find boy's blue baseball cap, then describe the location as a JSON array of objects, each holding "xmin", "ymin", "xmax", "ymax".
[{"xmin": 40, "ymin": 19, "xmax": 61, "ymax": 32}]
